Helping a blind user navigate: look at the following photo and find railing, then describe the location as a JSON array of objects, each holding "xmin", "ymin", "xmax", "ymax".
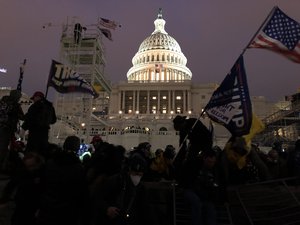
[
  {"xmin": 234, "ymin": 177, "xmax": 300, "ymax": 225},
  {"xmin": 263, "ymin": 103, "xmax": 300, "ymax": 125}
]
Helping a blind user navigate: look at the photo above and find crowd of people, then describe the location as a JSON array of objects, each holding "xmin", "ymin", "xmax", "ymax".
[{"xmin": 0, "ymin": 89, "xmax": 300, "ymax": 225}]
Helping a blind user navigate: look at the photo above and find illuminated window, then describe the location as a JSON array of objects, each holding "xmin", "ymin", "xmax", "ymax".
[
  {"xmin": 162, "ymin": 96, "xmax": 167, "ymax": 99},
  {"xmin": 176, "ymin": 96, "xmax": 181, "ymax": 100},
  {"xmin": 152, "ymin": 96, "xmax": 157, "ymax": 100}
]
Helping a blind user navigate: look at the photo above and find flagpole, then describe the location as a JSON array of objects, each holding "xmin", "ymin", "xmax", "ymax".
[
  {"xmin": 45, "ymin": 85, "xmax": 49, "ymax": 99},
  {"xmin": 173, "ymin": 110, "xmax": 206, "ymax": 160},
  {"xmin": 17, "ymin": 59, "xmax": 26, "ymax": 91},
  {"xmin": 241, "ymin": 6, "xmax": 277, "ymax": 56}
]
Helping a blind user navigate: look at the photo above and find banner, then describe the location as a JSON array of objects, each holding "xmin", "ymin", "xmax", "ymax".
[
  {"xmin": 47, "ymin": 60, "xmax": 99, "ymax": 98},
  {"xmin": 204, "ymin": 55, "xmax": 252, "ymax": 136}
]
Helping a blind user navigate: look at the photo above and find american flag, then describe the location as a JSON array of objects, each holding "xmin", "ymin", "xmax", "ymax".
[
  {"xmin": 248, "ymin": 7, "xmax": 300, "ymax": 63},
  {"xmin": 98, "ymin": 17, "xmax": 119, "ymax": 30},
  {"xmin": 98, "ymin": 27, "xmax": 113, "ymax": 41}
]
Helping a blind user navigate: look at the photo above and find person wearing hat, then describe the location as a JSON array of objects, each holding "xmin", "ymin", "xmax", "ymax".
[
  {"xmin": 0, "ymin": 89, "xmax": 24, "ymax": 172},
  {"xmin": 91, "ymin": 153, "xmax": 147, "ymax": 225},
  {"xmin": 21, "ymin": 91, "xmax": 57, "ymax": 157},
  {"xmin": 90, "ymin": 135, "xmax": 103, "ymax": 152}
]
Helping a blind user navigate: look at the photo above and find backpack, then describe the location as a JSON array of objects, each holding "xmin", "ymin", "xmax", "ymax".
[{"xmin": 0, "ymin": 97, "xmax": 14, "ymax": 127}]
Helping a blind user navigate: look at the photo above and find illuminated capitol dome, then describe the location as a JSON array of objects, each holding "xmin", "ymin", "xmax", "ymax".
[
  {"xmin": 105, "ymin": 8, "xmax": 223, "ymax": 149},
  {"xmin": 127, "ymin": 9, "xmax": 192, "ymax": 82},
  {"xmin": 52, "ymin": 8, "xmax": 229, "ymax": 150},
  {"xmin": 43, "ymin": 8, "xmax": 282, "ymax": 151}
]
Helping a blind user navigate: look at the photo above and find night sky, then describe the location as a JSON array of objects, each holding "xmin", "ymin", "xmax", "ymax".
[{"xmin": 1, "ymin": 0, "xmax": 299, "ymax": 102}]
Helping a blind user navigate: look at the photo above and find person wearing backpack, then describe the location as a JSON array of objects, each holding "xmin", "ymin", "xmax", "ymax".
[
  {"xmin": 21, "ymin": 91, "xmax": 56, "ymax": 157},
  {"xmin": 0, "ymin": 89, "xmax": 24, "ymax": 172}
]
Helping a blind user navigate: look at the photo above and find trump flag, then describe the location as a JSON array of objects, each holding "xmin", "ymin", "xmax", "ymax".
[
  {"xmin": 203, "ymin": 55, "xmax": 252, "ymax": 136},
  {"xmin": 47, "ymin": 60, "xmax": 99, "ymax": 98}
]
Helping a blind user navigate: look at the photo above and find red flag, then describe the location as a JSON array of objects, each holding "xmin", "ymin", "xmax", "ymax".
[{"xmin": 248, "ymin": 7, "xmax": 300, "ymax": 63}]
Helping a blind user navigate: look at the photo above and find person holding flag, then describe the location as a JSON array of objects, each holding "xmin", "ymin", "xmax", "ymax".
[
  {"xmin": 203, "ymin": 55, "xmax": 270, "ymax": 184},
  {"xmin": 21, "ymin": 91, "xmax": 56, "ymax": 157},
  {"xmin": 0, "ymin": 89, "xmax": 24, "ymax": 173}
]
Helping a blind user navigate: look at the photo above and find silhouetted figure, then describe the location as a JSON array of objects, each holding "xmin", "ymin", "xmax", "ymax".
[
  {"xmin": 0, "ymin": 89, "xmax": 24, "ymax": 172},
  {"xmin": 36, "ymin": 136, "xmax": 89, "ymax": 225},
  {"xmin": 172, "ymin": 116, "xmax": 213, "ymax": 181},
  {"xmin": 91, "ymin": 153, "xmax": 147, "ymax": 225},
  {"xmin": 180, "ymin": 149, "xmax": 220, "ymax": 225},
  {"xmin": 150, "ymin": 145, "xmax": 176, "ymax": 181},
  {"xmin": 22, "ymin": 91, "xmax": 56, "ymax": 156},
  {"xmin": 0, "ymin": 152, "xmax": 45, "ymax": 225},
  {"xmin": 287, "ymin": 139, "xmax": 300, "ymax": 177},
  {"xmin": 74, "ymin": 23, "xmax": 83, "ymax": 44}
]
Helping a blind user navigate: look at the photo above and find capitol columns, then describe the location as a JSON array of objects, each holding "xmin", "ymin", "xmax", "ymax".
[
  {"xmin": 136, "ymin": 90, "xmax": 140, "ymax": 112},
  {"xmin": 157, "ymin": 90, "xmax": 161, "ymax": 113},
  {"xmin": 147, "ymin": 90, "xmax": 150, "ymax": 114}
]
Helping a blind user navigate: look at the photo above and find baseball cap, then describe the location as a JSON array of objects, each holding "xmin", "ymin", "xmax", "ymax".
[
  {"xmin": 30, "ymin": 91, "xmax": 44, "ymax": 100},
  {"xmin": 90, "ymin": 135, "xmax": 103, "ymax": 144}
]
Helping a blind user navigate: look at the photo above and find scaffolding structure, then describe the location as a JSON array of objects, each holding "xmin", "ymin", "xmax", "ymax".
[
  {"xmin": 51, "ymin": 18, "xmax": 111, "ymax": 143},
  {"xmin": 254, "ymin": 97, "xmax": 300, "ymax": 149}
]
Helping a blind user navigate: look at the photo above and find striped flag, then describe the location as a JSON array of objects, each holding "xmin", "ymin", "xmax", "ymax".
[
  {"xmin": 99, "ymin": 27, "xmax": 113, "ymax": 41},
  {"xmin": 248, "ymin": 7, "xmax": 300, "ymax": 63},
  {"xmin": 98, "ymin": 17, "xmax": 119, "ymax": 30}
]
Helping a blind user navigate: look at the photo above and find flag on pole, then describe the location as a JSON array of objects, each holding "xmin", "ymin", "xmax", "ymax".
[
  {"xmin": 98, "ymin": 17, "xmax": 119, "ymax": 30},
  {"xmin": 248, "ymin": 7, "xmax": 300, "ymax": 63},
  {"xmin": 47, "ymin": 60, "xmax": 99, "ymax": 98},
  {"xmin": 243, "ymin": 113, "xmax": 265, "ymax": 146},
  {"xmin": 98, "ymin": 27, "xmax": 113, "ymax": 41},
  {"xmin": 155, "ymin": 64, "xmax": 163, "ymax": 73},
  {"xmin": 203, "ymin": 55, "xmax": 252, "ymax": 137},
  {"xmin": 17, "ymin": 59, "xmax": 26, "ymax": 91}
]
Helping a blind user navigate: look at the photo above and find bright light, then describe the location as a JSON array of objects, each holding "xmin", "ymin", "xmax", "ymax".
[
  {"xmin": 0, "ymin": 68, "xmax": 7, "ymax": 73},
  {"xmin": 81, "ymin": 123, "xmax": 85, "ymax": 127}
]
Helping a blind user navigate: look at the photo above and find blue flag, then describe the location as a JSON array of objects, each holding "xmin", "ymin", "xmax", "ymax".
[
  {"xmin": 204, "ymin": 55, "xmax": 252, "ymax": 136},
  {"xmin": 47, "ymin": 60, "xmax": 99, "ymax": 98}
]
